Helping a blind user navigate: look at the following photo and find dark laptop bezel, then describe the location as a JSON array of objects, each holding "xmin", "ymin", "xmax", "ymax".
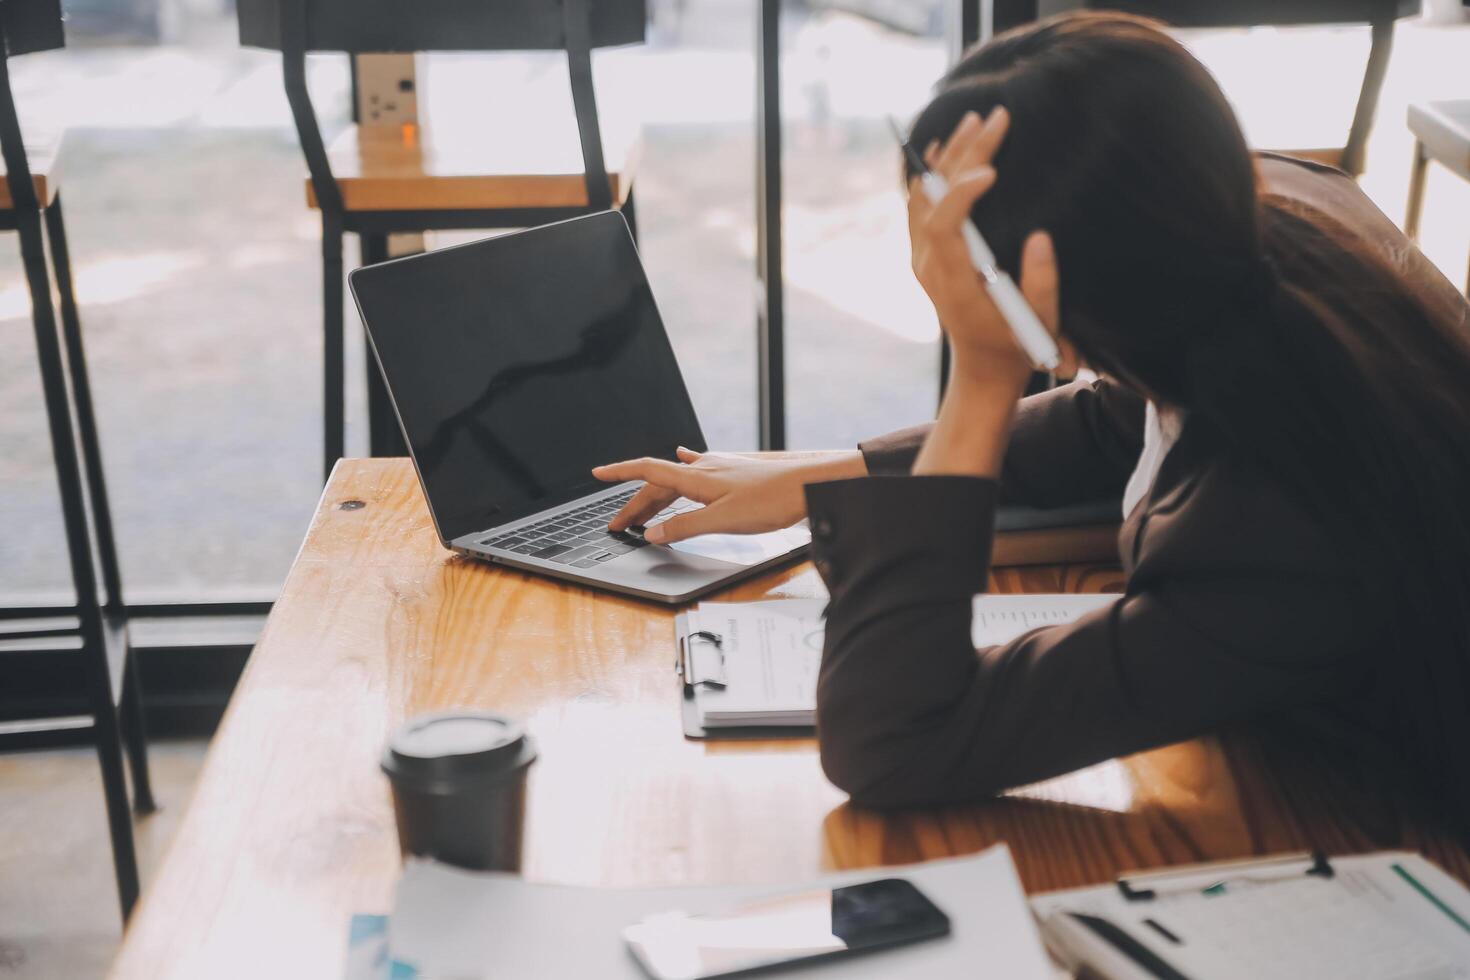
[{"xmin": 348, "ymin": 211, "xmax": 704, "ymax": 550}]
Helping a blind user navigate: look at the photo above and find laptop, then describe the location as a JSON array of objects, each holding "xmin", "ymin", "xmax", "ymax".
[{"xmin": 348, "ymin": 211, "xmax": 811, "ymax": 604}]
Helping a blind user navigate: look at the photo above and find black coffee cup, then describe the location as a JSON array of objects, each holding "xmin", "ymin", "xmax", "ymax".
[{"xmin": 381, "ymin": 711, "xmax": 537, "ymax": 871}]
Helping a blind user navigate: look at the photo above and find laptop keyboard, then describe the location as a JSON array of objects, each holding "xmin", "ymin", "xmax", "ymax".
[{"xmin": 478, "ymin": 486, "xmax": 698, "ymax": 569}]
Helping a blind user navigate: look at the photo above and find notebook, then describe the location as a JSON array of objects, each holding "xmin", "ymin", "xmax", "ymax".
[
  {"xmin": 674, "ymin": 593, "xmax": 1120, "ymax": 739},
  {"xmin": 1030, "ymin": 851, "xmax": 1470, "ymax": 980},
  {"xmin": 367, "ymin": 844, "xmax": 1055, "ymax": 979}
]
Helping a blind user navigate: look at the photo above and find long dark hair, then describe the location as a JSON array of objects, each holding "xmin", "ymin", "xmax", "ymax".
[{"xmin": 908, "ymin": 12, "xmax": 1470, "ymax": 825}]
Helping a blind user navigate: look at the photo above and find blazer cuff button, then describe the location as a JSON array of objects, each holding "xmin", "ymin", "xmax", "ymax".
[{"xmin": 812, "ymin": 517, "xmax": 835, "ymax": 540}]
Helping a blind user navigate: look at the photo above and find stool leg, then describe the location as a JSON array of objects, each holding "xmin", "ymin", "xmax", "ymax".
[
  {"xmin": 90, "ymin": 636, "xmax": 142, "ymax": 920},
  {"xmin": 1, "ymin": 33, "xmax": 140, "ymax": 923},
  {"xmin": 45, "ymin": 195, "xmax": 127, "ymax": 612},
  {"xmin": 1405, "ymin": 140, "xmax": 1428, "ymax": 241},
  {"xmin": 1341, "ymin": 18, "xmax": 1393, "ymax": 178},
  {"xmin": 16, "ymin": 204, "xmax": 141, "ymax": 921},
  {"xmin": 120, "ymin": 639, "xmax": 156, "ymax": 814},
  {"xmin": 322, "ymin": 213, "xmax": 345, "ymax": 481}
]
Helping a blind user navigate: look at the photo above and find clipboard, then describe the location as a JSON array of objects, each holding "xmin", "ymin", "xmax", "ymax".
[
  {"xmin": 675, "ymin": 611, "xmax": 816, "ymax": 741},
  {"xmin": 672, "ymin": 594, "xmax": 1119, "ymax": 742},
  {"xmin": 1030, "ymin": 850, "xmax": 1470, "ymax": 979}
]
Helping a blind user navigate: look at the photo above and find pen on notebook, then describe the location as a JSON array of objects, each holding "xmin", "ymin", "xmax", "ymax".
[
  {"xmin": 889, "ymin": 115, "xmax": 1061, "ymax": 372},
  {"xmin": 1044, "ymin": 910, "xmax": 1194, "ymax": 980},
  {"xmin": 1070, "ymin": 912, "xmax": 1193, "ymax": 980}
]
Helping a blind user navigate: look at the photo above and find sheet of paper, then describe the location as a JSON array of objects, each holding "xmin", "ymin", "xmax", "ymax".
[
  {"xmin": 687, "ymin": 594, "xmax": 1120, "ymax": 727},
  {"xmin": 388, "ymin": 844, "xmax": 1056, "ymax": 979},
  {"xmin": 688, "ymin": 600, "xmax": 825, "ymax": 724},
  {"xmin": 1031, "ymin": 852, "xmax": 1470, "ymax": 980},
  {"xmin": 969, "ymin": 593, "xmax": 1119, "ymax": 647}
]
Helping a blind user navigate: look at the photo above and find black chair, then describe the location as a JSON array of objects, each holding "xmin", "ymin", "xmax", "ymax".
[
  {"xmin": 239, "ymin": 0, "xmax": 647, "ymax": 479},
  {"xmin": 993, "ymin": 0, "xmax": 1421, "ymax": 176},
  {"xmin": 0, "ymin": 0, "xmax": 155, "ymax": 923}
]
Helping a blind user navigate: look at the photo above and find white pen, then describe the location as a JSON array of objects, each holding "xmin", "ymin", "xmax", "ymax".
[{"xmin": 890, "ymin": 116, "xmax": 1060, "ymax": 372}]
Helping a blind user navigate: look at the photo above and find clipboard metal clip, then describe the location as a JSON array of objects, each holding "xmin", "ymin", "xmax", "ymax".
[
  {"xmin": 677, "ymin": 630, "xmax": 727, "ymax": 689},
  {"xmin": 1116, "ymin": 850, "xmax": 1335, "ymax": 902}
]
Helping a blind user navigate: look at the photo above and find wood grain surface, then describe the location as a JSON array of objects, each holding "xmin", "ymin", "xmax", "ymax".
[
  {"xmin": 305, "ymin": 122, "xmax": 640, "ymax": 212},
  {"xmin": 108, "ymin": 458, "xmax": 1469, "ymax": 979},
  {"xmin": 0, "ymin": 130, "xmax": 61, "ymax": 210}
]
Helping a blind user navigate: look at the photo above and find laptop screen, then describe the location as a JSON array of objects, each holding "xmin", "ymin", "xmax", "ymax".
[{"xmin": 350, "ymin": 213, "xmax": 705, "ymax": 542}]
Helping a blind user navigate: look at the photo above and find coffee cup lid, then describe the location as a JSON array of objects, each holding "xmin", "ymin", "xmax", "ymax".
[{"xmin": 382, "ymin": 712, "xmax": 536, "ymax": 790}]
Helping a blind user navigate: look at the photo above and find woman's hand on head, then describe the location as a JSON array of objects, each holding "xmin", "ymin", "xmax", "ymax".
[
  {"xmin": 591, "ymin": 448, "xmax": 866, "ymax": 545},
  {"xmin": 906, "ymin": 107, "xmax": 1070, "ymax": 389}
]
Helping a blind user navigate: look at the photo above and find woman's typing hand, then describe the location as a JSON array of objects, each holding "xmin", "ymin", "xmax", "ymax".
[{"xmin": 591, "ymin": 448, "xmax": 866, "ymax": 544}]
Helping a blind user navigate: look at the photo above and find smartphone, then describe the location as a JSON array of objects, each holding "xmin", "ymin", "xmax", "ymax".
[{"xmin": 623, "ymin": 877, "xmax": 951, "ymax": 980}]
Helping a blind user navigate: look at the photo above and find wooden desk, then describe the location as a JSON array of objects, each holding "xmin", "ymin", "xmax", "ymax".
[{"xmin": 109, "ymin": 459, "xmax": 1469, "ymax": 978}]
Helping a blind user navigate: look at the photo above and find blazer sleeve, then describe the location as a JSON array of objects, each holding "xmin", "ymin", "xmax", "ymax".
[
  {"xmin": 858, "ymin": 378, "xmax": 1146, "ymax": 507},
  {"xmin": 804, "ymin": 471, "xmax": 1372, "ymax": 809}
]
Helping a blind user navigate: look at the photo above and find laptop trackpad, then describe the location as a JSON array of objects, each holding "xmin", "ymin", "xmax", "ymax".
[{"xmin": 667, "ymin": 525, "xmax": 811, "ymax": 567}]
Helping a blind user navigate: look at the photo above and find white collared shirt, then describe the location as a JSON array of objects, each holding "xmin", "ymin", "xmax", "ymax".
[{"xmin": 1122, "ymin": 401, "xmax": 1186, "ymax": 520}]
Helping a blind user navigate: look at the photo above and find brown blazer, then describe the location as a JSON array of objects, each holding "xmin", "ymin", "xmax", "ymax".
[{"xmin": 805, "ymin": 155, "xmax": 1470, "ymax": 813}]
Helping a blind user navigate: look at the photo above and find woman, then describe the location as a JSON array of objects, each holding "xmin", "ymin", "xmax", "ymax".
[{"xmin": 593, "ymin": 13, "xmax": 1470, "ymax": 825}]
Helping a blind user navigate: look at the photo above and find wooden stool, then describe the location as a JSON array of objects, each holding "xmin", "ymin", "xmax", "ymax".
[
  {"xmin": 308, "ymin": 123, "xmax": 641, "ymax": 216},
  {"xmin": 0, "ymin": 6, "xmax": 154, "ymax": 924},
  {"xmin": 241, "ymin": 0, "xmax": 646, "ymax": 478},
  {"xmin": 1406, "ymin": 100, "xmax": 1470, "ymax": 293}
]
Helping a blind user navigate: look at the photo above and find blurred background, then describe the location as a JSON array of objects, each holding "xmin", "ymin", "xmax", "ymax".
[
  {"xmin": 2, "ymin": 0, "xmax": 1468, "ymax": 609},
  {"xmin": 1, "ymin": 0, "xmax": 1468, "ymax": 974}
]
